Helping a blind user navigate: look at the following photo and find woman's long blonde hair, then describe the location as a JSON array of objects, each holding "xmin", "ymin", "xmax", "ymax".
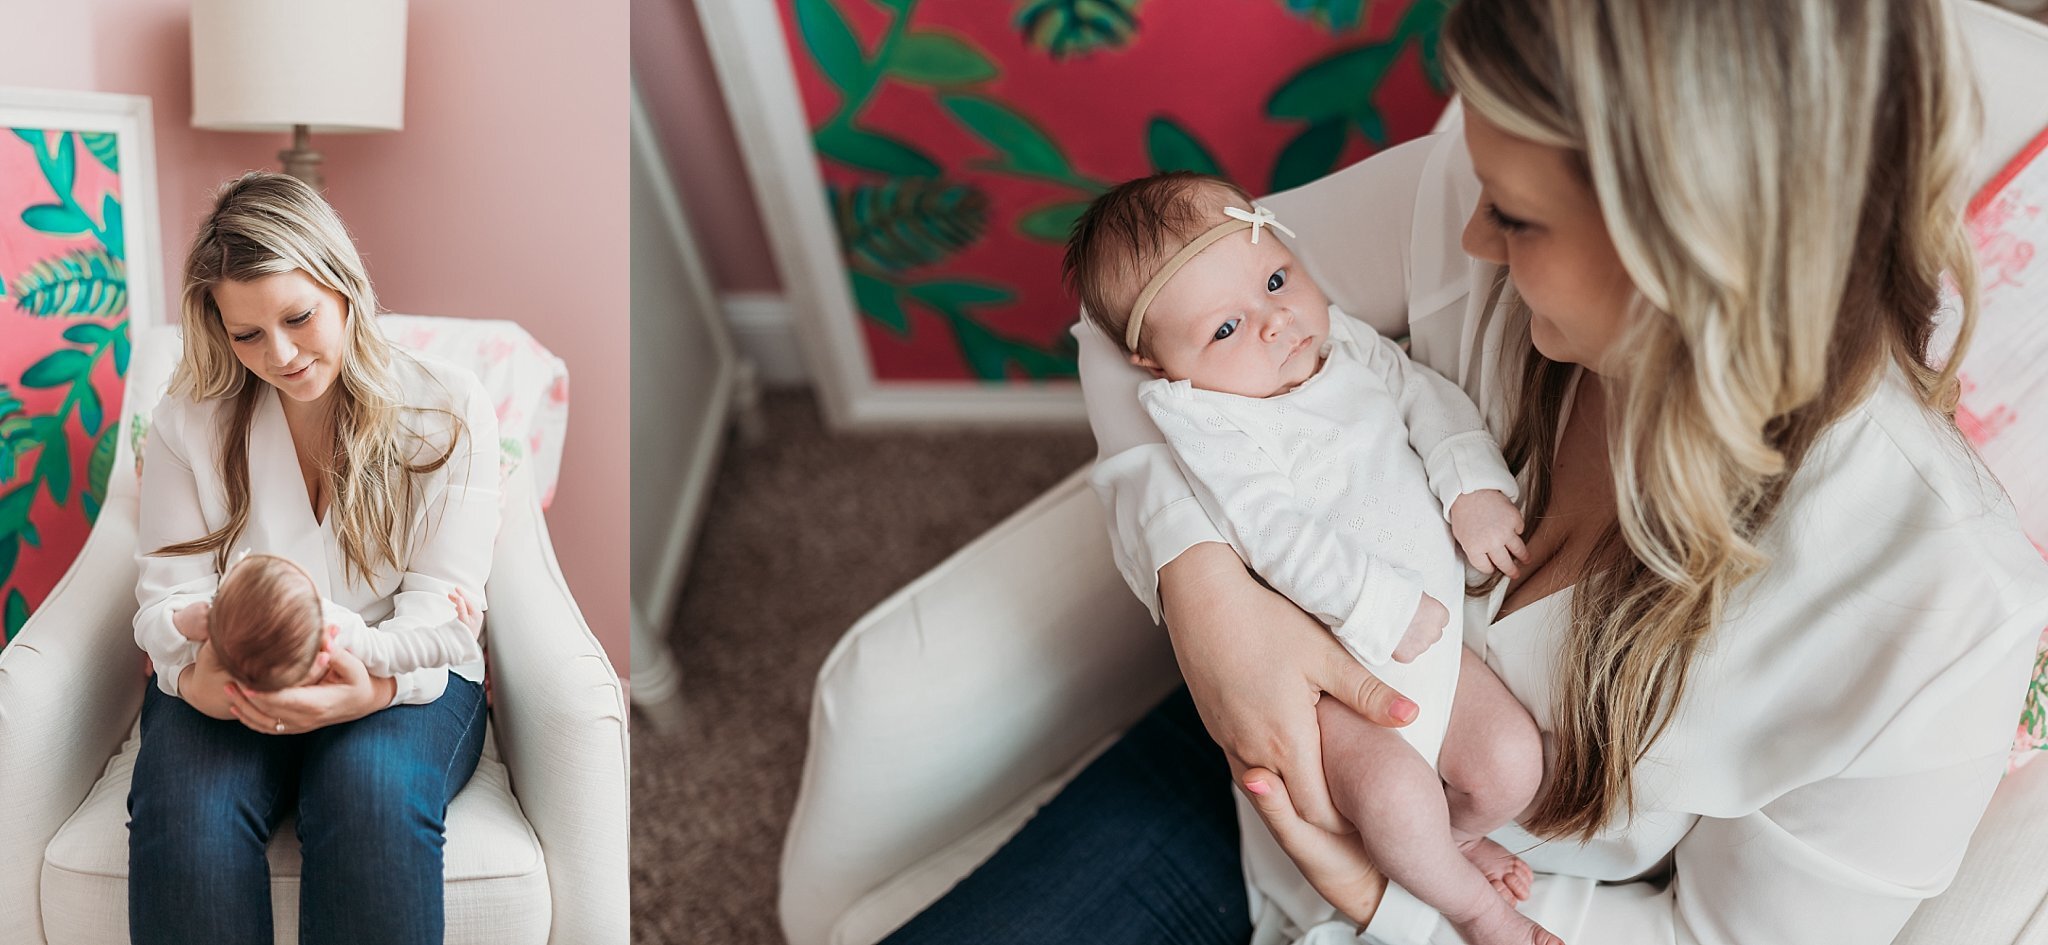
[
  {"xmin": 156, "ymin": 172, "xmax": 464, "ymax": 585},
  {"xmin": 1443, "ymin": 0, "xmax": 1981, "ymax": 842}
]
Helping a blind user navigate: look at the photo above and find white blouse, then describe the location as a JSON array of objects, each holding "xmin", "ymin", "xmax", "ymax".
[
  {"xmin": 133, "ymin": 351, "xmax": 500, "ymax": 707},
  {"xmin": 1080, "ymin": 126, "xmax": 2048, "ymax": 944}
]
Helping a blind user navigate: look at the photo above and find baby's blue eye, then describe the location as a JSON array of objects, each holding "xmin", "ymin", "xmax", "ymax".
[
  {"xmin": 1268, "ymin": 269, "xmax": 1287, "ymax": 292},
  {"xmin": 1214, "ymin": 318, "xmax": 1241, "ymax": 342}
]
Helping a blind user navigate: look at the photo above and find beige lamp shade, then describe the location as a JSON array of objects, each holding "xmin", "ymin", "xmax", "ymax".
[{"xmin": 191, "ymin": 0, "xmax": 407, "ymax": 133}]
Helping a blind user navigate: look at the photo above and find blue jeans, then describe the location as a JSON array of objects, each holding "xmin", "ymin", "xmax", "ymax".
[
  {"xmin": 126, "ymin": 675, "xmax": 487, "ymax": 945},
  {"xmin": 880, "ymin": 687, "xmax": 1252, "ymax": 945}
]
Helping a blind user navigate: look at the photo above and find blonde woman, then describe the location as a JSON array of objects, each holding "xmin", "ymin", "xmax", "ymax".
[
  {"xmin": 879, "ymin": 1, "xmax": 2048, "ymax": 942},
  {"xmin": 126, "ymin": 172, "xmax": 500, "ymax": 945}
]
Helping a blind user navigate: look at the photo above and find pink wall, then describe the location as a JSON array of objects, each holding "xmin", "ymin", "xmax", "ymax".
[
  {"xmin": 2, "ymin": 0, "xmax": 632, "ymax": 673},
  {"xmin": 631, "ymin": 0, "xmax": 783, "ymax": 293}
]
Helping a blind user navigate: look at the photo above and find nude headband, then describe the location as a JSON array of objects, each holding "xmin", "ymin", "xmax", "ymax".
[{"xmin": 1124, "ymin": 204, "xmax": 1298, "ymax": 352}]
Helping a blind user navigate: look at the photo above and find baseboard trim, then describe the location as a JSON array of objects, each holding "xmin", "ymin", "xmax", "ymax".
[{"xmin": 720, "ymin": 292, "xmax": 810, "ymax": 387}]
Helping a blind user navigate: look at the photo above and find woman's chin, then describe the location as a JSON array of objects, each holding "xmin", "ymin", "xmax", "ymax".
[{"xmin": 1528, "ymin": 314, "xmax": 1576, "ymax": 366}]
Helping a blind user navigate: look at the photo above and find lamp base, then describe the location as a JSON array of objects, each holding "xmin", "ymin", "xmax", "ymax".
[{"xmin": 279, "ymin": 124, "xmax": 324, "ymax": 190}]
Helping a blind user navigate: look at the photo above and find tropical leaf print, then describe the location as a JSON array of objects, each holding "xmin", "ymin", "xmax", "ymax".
[
  {"xmin": 1147, "ymin": 117, "xmax": 1225, "ymax": 177},
  {"xmin": 10, "ymin": 247, "xmax": 127, "ymax": 317},
  {"xmin": 889, "ymin": 30, "xmax": 999, "ymax": 86},
  {"xmin": 1264, "ymin": 0, "xmax": 1450, "ymax": 192},
  {"xmin": 1017, "ymin": 0, "xmax": 1142, "ymax": 59},
  {"xmin": 1281, "ymin": 0, "xmax": 1368, "ymax": 31},
  {"xmin": 81, "ymin": 131, "xmax": 118, "ymax": 172},
  {"xmin": 2023, "ymin": 644, "xmax": 2048, "ymax": 746},
  {"xmin": 830, "ymin": 178, "xmax": 990, "ymax": 273},
  {"xmin": 0, "ymin": 389, "xmax": 26, "ymax": 480}
]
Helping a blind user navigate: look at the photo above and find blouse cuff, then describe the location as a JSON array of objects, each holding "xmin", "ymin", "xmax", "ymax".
[
  {"xmin": 1131, "ymin": 496, "xmax": 1231, "ymax": 623},
  {"xmin": 1089, "ymin": 445, "xmax": 1229, "ymax": 623},
  {"xmin": 1422, "ymin": 431, "xmax": 1519, "ymax": 522},
  {"xmin": 1360, "ymin": 880, "xmax": 1444, "ymax": 945}
]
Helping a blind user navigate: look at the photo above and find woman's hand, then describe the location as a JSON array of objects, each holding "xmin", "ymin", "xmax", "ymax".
[
  {"xmin": 1159, "ymin": 542, "xmax": 1420, "ymax": 833},
  {"xmin": 226, "ymin": 628, "xmax": 397, "ymax": 734},
  {"xmin": 1240, "ymin": 766, "xmax": 1390, "ymax": 926},
  {"xmin": 175, "ymin": 641, "xmax": 239, "ymax": 720}
]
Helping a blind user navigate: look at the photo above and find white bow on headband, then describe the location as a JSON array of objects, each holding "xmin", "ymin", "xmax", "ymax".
[{"xmin": 1223, "ymin": 204, "xmax": 1297, "ymax": 245}]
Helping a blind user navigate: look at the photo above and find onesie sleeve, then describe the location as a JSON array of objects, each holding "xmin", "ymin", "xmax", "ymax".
[
  {"xmin": 324, "ymin": 597, "xmax": 481, "ymax": 677},
  {"xmin": 1140, "ymin": 382, "xmax": 1425, "ymax": 664},
  {"xmin": 132, "ymin": 400, "xmax": 217, "ymax": 698},
  {"xmin": 1345, "ymin": 312, "xmax": 1517, "ymax": 520}
]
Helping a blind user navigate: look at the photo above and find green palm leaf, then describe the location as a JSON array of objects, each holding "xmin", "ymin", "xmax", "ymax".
[
  {"xmin": 830, "ymin": 178, "xmax": 989, "ymax": 273},
  {"xmin": 11, "ymin": 247, "xmax": 127, "ymax": 317},
  {"xmin": 1017, "ymin": 0, "xmax": 1142, "ymax": 59}
]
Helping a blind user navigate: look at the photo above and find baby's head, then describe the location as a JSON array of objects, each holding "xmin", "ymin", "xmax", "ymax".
[
  {"xmin": 210, "ymin": 553, "xmax": 324, "ymax": 692},
  {"xmin": 1065, "ymin": 172, "xmax": 1331, "ymax": 398}
]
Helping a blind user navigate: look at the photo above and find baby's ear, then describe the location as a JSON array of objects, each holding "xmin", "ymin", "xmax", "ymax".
[{"xmin": 1127, "ymin": 352, "xmax": 1167, "ymax": 378}]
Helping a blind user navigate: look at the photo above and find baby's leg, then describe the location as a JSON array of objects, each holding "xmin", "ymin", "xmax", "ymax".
[
  {"xmin": 1437, "ymin": 647, "xmax": 1547, "ymax": 900},
  {"xmin": 1318, "ymin": 701, "xmax": 1560, "ymax": 945}
]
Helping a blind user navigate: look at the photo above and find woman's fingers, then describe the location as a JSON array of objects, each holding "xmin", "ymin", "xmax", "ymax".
[
  {"xmin": 1279, "ymin": 722, "xmax": 1347, "ymax": 834},
  {"xmin": 1239, "ymin": 767, "xmax": 1386, "ymax": 926},
  {"xmin": 1318, "ymin": 650, "xmax": 1419, "ymax": 729}
]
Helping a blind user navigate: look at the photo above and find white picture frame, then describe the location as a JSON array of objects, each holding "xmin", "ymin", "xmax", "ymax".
[
  {"xmin": 0, "ymin": 87, "xmax": 165, "ymax": 331},
  {"xmin": 693, "ymin": 1, "xmax": 1085, "ymax": 430}
]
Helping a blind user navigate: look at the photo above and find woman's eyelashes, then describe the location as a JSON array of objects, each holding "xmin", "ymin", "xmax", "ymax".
[
  {"xmin": 1486, "ymin": 204, "xmax": 1531, "ymax": 235},
  {"xmin": 1213, "ymin": 317, "xmax": 1242, "ymax": 342},
  {"xmin": 230, "ymin": 309, "xmax": 315, "ymax": 344}
]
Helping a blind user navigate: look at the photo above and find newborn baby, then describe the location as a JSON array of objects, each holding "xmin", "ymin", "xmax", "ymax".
[
  {"xmin": 178, "ymin": 552, "xmax": 483, "ymax": 693},
  {"xmin": 1067, "ymin": 172, "xmax": 1561, "ymax": 945}
]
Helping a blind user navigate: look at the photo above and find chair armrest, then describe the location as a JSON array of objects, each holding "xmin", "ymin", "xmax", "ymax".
[
  {"xmin": 778, "ymin": 468, "xmax": 1180, "ymax": 945},
  {"xmin": 485, "ymin": 470, "xmax": 630, "ymax": 945},
  {"xmin": 0, "ymin": 498, "xmax": 145, "ymax": 945},
  {"xmin": 1892, "ymin": 756, "xmax": 2048, "ymax": 945}
]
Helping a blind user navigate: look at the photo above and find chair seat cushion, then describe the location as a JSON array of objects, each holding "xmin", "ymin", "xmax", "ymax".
[{"xmin": 40, "ymin": 721, "xmax": 550, "ymax": 945}]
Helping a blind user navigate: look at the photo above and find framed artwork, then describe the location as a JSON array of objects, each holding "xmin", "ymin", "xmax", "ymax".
[
  {"xmin": 696, "ymin": 0, "xmax": 1453, "ymax": 428},
  {"xmin": 0, "ymin": 88, "xmax": 162, "ymax": 641}
]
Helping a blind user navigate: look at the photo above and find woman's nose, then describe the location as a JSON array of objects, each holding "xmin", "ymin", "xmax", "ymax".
[{"xmin": 268, "ymin": 335, "xmax": 297, "ymax": 366}]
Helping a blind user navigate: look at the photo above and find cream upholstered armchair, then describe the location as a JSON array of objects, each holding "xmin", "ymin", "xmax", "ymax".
[
  {"xmin": 0, "ymin": 317, "xmax": 629, "ymax": 945},
  {"xmin": 776, "ymin": 4, "xmax": 2048, "ymax": 945}
]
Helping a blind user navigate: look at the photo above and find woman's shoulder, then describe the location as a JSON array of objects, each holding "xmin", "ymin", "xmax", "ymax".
[
  {"xmin": 1802, "ymin": 368, "xmax": 2013, "ymax": 523},
  {"xmin": 1762, "ymin": 364, "xmax": 2048, "ymax": 659}
]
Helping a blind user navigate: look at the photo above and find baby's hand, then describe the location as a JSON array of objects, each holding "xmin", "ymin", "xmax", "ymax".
[
  {"xmin": 1449, "ymin": 489, "xmax": 1527, "ymax": 579},
  {"xmin": 1391, "ymin": 593, "xmax": 1448, "ymax": 663},
  {"xmin": 449, "ymin": 590, "xmax": 483, "ymax": 636},
  {"xmin": 173, "ymin": 601, "xmax": 212, "ymax": 642}
]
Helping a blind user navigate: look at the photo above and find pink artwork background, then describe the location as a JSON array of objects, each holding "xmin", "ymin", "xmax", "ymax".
[
  {"xmin": 0, "ymin": 126, "xmax": 131, "ymax": 640},
  {"xmin": 775, "ymin": 0, "xmax": 1453, "ymax": 383}
]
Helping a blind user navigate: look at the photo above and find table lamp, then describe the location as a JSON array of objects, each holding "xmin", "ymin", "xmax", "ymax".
[{"xmin": 190, "ymin": 0, "xmax": 408, "ymax": 190}]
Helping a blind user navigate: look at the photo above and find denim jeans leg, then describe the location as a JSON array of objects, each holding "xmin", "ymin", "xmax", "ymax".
[
  {"xmin": 880, "ymin": 686, "xmax": 1251, "ymax": 945},
  {"xmin": 128, "ymin": 683, "xmax": 300, "ymax": 945},
  {"xmin": 293, "ymin": 676, "xmax": 488, "ymax": 945}
]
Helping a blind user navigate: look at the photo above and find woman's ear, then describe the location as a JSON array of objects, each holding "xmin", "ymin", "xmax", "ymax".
[{"xmin": 1127, "ymin": 351, "xmax": 1168, "ymax": 378}]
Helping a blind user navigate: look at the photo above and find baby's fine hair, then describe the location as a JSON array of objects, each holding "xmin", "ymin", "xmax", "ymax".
[
  {"xmin": 1063, "ymin": 171, "xmax": 1255, "ymax": 357},
  {"xmin": 210, "ymin": 553, "xmax": 324, "ymax": 692}
]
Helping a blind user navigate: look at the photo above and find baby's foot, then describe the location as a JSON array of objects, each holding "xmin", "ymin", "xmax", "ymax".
[
  {"xmin": 1450, "ymin": 902, "xmax": 1565, "ymax": 945},
  {"xmin": 1460, "ymin": 836, "xmax": 1534, "ymax": 903}
]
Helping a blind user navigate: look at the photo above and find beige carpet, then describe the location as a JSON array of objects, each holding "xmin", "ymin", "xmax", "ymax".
[{"xmin": 631, "ymin": 390, "xmax": 1096, "ymax": 945}]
